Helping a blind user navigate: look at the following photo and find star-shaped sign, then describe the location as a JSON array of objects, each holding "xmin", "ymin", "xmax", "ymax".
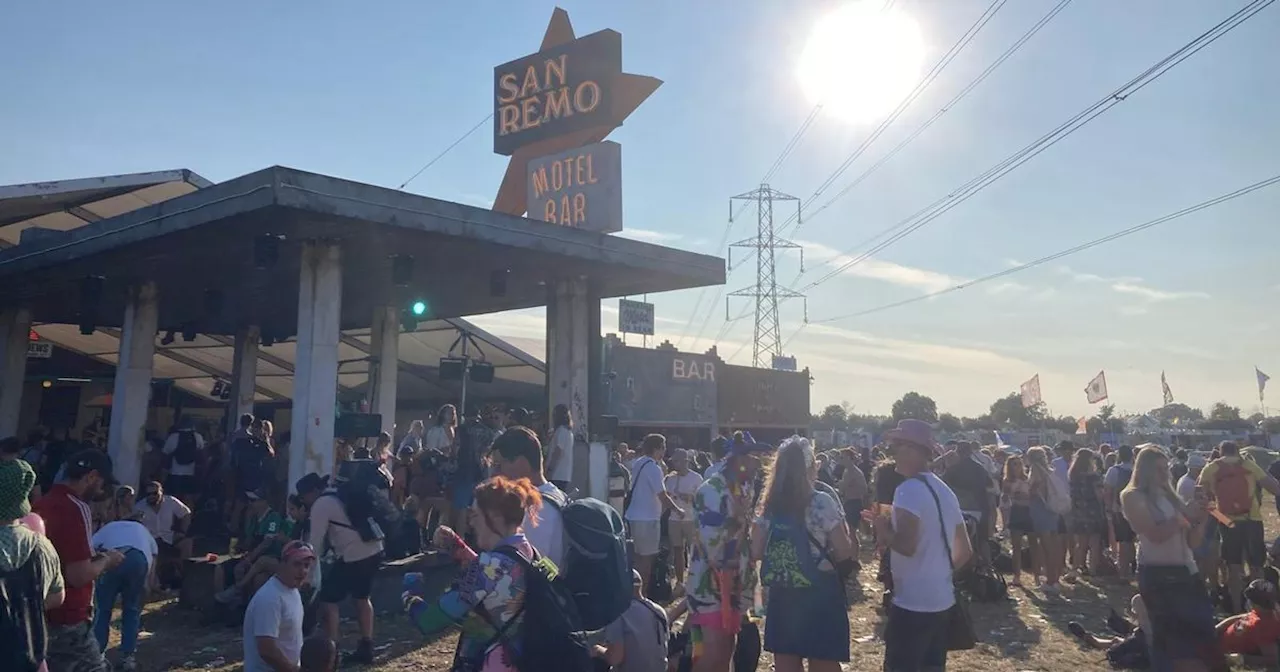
[{"xmin": 491, "ymin": 7, "xmax": 661, "ymax": 216}]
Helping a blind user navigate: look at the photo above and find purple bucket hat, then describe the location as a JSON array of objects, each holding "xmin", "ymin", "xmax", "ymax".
[{"xmin": 884, "ymin": 419, "xmax": 942, "ymax": 457}]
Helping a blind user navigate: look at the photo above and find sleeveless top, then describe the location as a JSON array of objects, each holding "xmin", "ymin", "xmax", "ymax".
[{"xmin": 1136, "ymin": 492, "xmax": 1197, "ymax": 572}]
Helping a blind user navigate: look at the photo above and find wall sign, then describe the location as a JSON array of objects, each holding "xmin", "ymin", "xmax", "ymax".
[
  {"xmin": 617, "ymin": 298, "xmax": 654, "ymax": 335},
  {"xmin": 27, "ymin": 342, "xmax": 52, "ymax": 359},
  {"xmin": 527, "ymin": 141, "xmax": 622, "ymax": 232}
]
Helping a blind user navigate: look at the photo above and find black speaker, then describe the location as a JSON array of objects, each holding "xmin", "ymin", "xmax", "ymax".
[
  {"xmin": 469, "ymin": 361, "xmax": 495, "ymax": 383},
  {"xmin": 439, "ymin": 357, "xmax": 465, "ymax": 381},
  {"xmin": 253, "ymin": 235, "xmax": 280, "ymax": 268},
  {"xmin": 391, "ymin": 255, "xmax": 414, "ymax": 287},
  {"xmin": 598, "ymin": 414, "xmax": 619, "ymax": 437},
  {"xmin": 489, "ymin": 269, "xmax": 508, "ymax": 297},
  {"xmin": 335, "ymin": 413, "xmax": 383, "ymax": 439},
  {"xmin": 78, "ymin": 275, "xmax": 105, "ymax": 335}
]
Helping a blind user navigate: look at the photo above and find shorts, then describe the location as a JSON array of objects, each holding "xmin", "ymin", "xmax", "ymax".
[
  {"xmin": 843, "ymin": 499, "xmax": 863, "ymax": 528},
  {"xmin": 883, "ymin": 604, "xmax": 949, "ymax": 671},
  {"xmin": 1113, "ymin": 513, "xmax": 1137, "ymax": 543},
  {"xmin": 1220, "ymin": 519, "xmax": 1265, "ymax": 568},
  {"xmin": 1008, "ymin": 505, "xmax": 1034, "ymax": 535},
  {"xmin": 318, "ymin": 553, "xmax": 383, "ymax": 604},
  {"xmin": 668, "ymin": 519, "xmax": 696, "ymax": 549},
  {"xmin": 630, "ymin": 520, "xmax": 661, "ymax": 557},
  {"xmin": 165, "ymin": 474, "xmax": 199, "ymax": 500},
  {"xmin": 47, "ymin": 621, "xmax": 108, "ymax": 672},
  {"xmin": 1029, "ymin": 497, "xmax": 1061, "ymax": 535}
]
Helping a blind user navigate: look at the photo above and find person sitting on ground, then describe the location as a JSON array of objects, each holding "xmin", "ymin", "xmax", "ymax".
[
  {"xmin": 401, "ymin": 476, "xmax": 546, "ymax": 670},
  {"xmin": 1067, "ymin": 594, "xmax": 1151, "ymax": 669},
  {"xmin": 132, "ymin": 480, "xmax": 191, "ymax": 590},
  {"xmin": 594, "ymin": 569, "xmax": 669, "ymax": 672},
  {"xmin": 217, "ymin": 487, "xmax": 291, "ymax": 605},
  {"xmin": 1217, "ymin": 579, "xmax": 1280, "ymax": 667},
  {"xmin": 242, "ymin": 541, "xmax": 317, "ymax": 672},
  {"xmin": 0, "ymin": 458, "xmax": 65, "ymax": 672}
]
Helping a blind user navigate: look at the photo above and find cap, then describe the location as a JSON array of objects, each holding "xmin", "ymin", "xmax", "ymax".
[
  {"xmin": 669, "ymin": 448, "xmax": 689, "ymax": 462},
  {"xmin": 295, "ymin": 472, "xmax": 327, "ymax": 496},
  {"xmin": 64, "ymin": 449, "xmax": 116, "ymax": 486},
  {"xmin": 1187, "ymin": 453, "xmax": 1207, "ymax": 469},
  {"xmin": 245, "ymin": 486, "xmax": 270, "ymax": 502},
  {"xmin": 281, "ymin": 540, "xmax": 317, "ymax": 563}
]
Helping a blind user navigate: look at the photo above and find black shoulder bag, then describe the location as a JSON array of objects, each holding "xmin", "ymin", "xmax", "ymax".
[{"xmin": 915, "ymin": 475, "xmax": 978, "ymax": 651}]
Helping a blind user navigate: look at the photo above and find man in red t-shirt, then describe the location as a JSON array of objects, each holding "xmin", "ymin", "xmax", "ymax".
[{"xmin": 33, "ymin": 449, "xmax": 123, "ymax": 672}]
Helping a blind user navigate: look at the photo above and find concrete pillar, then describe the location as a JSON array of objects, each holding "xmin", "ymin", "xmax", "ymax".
[
  {"xmin": 547, "ymin": 277, "xmax": 590, "ymax": 493},
  {"xmin": 227, "ymin": 325, "xmax": 260, "ymax": 436},
  {"xmin": 369, "ymin": 306, "xmax": 399, "ymax": 437},
  {"xmin": 108, "ymin": 282, "xmax": 158, "ymax": 489},
  {"xmin": 0, "ymin": 308, "xmax": 32, "ymax": 438},
  {"xmin": 289, "ymin": 242, "xmax": 343, "ymax": 490}
]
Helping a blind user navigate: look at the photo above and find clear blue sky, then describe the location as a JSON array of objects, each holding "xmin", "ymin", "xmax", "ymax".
[{"xmin": 3, "ymin": 0, "xmax": 1278, "ymax": 418}]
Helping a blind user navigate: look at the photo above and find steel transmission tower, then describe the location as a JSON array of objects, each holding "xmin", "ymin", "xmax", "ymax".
[{"xmin": 726, "ymin": 185, "xmax": 807, "ymax": 368}]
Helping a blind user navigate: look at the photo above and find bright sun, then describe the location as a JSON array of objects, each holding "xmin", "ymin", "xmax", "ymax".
[{"xmin": 798, "ymin": 2, "xmax": 926, "ymax": 124}]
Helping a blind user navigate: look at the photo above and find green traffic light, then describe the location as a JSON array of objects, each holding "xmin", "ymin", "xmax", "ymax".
[{"xmin": 412, "ymin": 301, "xmax": 426, "ymax": 316}]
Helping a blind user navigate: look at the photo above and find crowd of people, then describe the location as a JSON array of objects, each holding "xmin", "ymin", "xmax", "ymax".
[{"xmin": 7, "ymin": 404, "xmax": 1280, "ymax": 672}]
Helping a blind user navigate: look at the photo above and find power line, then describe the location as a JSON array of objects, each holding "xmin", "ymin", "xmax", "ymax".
[
  {"xmin": 800, "ymin": 171, "xmax": 1280, "ymax": 326},
  {"xmin": 786, "ymin": 0, "xmax": 1074, "ymax": 244},
  {"xmin": 703, "ymin": 0, "xmax": 1007, "ymax": 349},
  {"xmin": 784, "ymin": 0, "xmax": 1010, "ymax": 237},
  {"xmin": 796, "ymin": 0, "xmax": 1274, "ymax": 293},
  {"xmin": 397, "ymin": 114, "xmax": 494, "ymax": 190}
]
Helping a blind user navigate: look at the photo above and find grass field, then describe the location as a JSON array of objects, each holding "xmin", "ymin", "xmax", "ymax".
[{"xmin": 123, "ymin": 504, "xmax": 1280, "ymax": 671}]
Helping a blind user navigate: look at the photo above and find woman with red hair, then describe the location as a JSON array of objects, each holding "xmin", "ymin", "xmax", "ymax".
[{"xmin": 402, "ymin": 476, "xmax": 544, "ymax": 671}]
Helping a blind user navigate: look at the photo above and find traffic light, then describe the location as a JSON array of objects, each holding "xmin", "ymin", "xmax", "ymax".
[{"xmin": 401, "ymin": 298, "xmax": 428, "ymax": 332}]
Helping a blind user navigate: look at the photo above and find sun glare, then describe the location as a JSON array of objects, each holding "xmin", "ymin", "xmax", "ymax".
[{"xmin": 798, "ymin": 2, "xmax": 926, "ymax": 124}]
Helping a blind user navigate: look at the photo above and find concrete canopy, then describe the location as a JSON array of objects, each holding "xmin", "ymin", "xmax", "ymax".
[
  {"xmin": 31, "ymin": 317, "xmax": 545, "ymax": 406},
  {"xmin": 0, "ymin": 166, "xmax": 725, "ymax": 339}
]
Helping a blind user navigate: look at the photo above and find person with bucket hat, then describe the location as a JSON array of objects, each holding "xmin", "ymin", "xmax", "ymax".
[
  {"xmin": 34, "ymin": 449, "xmax": 122, "ymax": 672},
  {"xmin": 874, "ymin": 419, "xmax": 973, "ymax": 672},
  {"xmin": 0, "ymin": 458, "xmax": 65, "ymax": 671}
]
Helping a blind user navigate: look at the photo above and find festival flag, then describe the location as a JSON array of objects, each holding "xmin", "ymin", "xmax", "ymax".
[
  {"xmin": 1076, "ymin": 417, "xmax": 1088, "ymax": 435},
  {"xmin": 1161, "ymin": 371, "xmax": 1174, "ymax": 406},
  {"xmin": 1085, "ymin": 370, "xmax": 1108, "ymax": 404},
  {"xmin": 1258, "ymin": 367, "xmax": 1271, "ymax": 402},
  {"xmin": 1020, "ymin": 374, "xmax": 1042, "ymax": 409}
]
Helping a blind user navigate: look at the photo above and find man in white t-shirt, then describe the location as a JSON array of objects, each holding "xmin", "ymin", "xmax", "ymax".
[
  {"xmin": 874, "ymin": 419, "xmax": 972, "ymax": 672},
  {"xmin": 133, "ymin": 481, "xmax": 191, "ymax": 589},
  {"xmin": 91, "ymin": 512, "xmax": 158, "ymax": 669},
  {"xmin": 625, "ymin": 434, "xmax": 683, "ymax": 591},
  {"xmin": 547, "ymin": 404, "xmax": 576, "ymax": 493},
  {"xmin": 489, "ymin": 426, "xmax": 567, "ymax": 570},
  {"xmin": 663, "ymin": 449, "xmax": 702, "ymax": 586},
  {"xmin": 243, "ymin": 540, "xmax": 315, "ymax": 672}
]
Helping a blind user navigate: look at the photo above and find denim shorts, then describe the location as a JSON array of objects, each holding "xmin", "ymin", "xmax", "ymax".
[{"xmin": 883, "ymin": 604, "xmax": 949, "ymax": 671}]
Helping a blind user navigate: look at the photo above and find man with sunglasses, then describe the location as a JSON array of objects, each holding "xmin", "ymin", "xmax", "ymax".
[{"xmin": 243, "ymin": 541, "xmax": 316, "ymax": 672}]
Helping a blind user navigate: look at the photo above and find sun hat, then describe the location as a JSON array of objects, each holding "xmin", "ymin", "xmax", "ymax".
[
  {"xmin": 884, "ymin": 419, "xmax": 942, "ymax": 457},
  {"xmin": 1187, "ymin": 453, "xmax": 1207, "ymax": 470},
  {"xmin": 0, "ymin": 459, "xmax": 36, "ymax": 522},
  {"xmin": 728, "ymin": 431, "xmax": 773, "ymax": 456}
]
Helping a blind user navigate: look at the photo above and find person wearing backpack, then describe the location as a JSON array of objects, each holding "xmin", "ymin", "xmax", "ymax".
[
  {"xmin": 626, "ymin": 434, "xmax": 684, "ymax": 597},
  {"xmin": 309, "ymin": 463, "xmax": 385, "ymax": 665},
  {"xmin": 1026, "ymin": 446, "xmax": 1065, "ymax": 593},
  {"xmin": 752, "ymin": 436, "xmax": 854, "ymax": 671},
  {"xmin": 0, "ymin": 458, "xmax": 65, "ymax": 672},
  {"xmin": 162, "ymin": 416, "xmax": 205, "ymax": 502},
  {"xmin": 1198, "ymin": 440, "xmax": 1280, "ymax": 613},
  {"xmin": 402, "ymin": 476, "xmax": 594, "ymax": 672},
  {"xmin": 1104, "ymin": 445, "xmax": 1138, "ymax": 579},
  {"xmin": 488, "ymin": 426, "xmax": 565, "ymax": 570},
  {"xmin": 594, "ymin": 569, "xmax": 670, "ymax": 672}
]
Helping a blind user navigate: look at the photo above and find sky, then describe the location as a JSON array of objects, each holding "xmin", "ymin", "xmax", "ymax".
[{"xmin": 3, "ymin": 0, "xmax": 1278, "ymax": 420}]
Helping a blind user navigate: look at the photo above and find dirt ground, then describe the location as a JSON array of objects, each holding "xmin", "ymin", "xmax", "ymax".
[{"xmin": 120, "ymin": 506, "xmax": 1278, "ymax": 671}]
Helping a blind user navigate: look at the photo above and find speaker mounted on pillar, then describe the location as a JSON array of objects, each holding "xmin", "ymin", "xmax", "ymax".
[
  {"xmin": 391, "ymin": 255, "xmax": 414, "ymax": 287},
  {"xmin": 77, "ymin": 275, "xmax": 105, "ymax": 336},
  {"xmin": 438, "ymin": 357, "xmax": 466, "ymax": 381},
  {"xmin": 253, "ymin": 234, "xmax": 281, "ymax": 269}
]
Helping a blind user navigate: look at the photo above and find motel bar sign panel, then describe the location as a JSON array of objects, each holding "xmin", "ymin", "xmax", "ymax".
[
  {"xmin": 493, "ymin": 29, "xmax": 623, "ymax": 156},
  {"xmin": 526, "ymin": 141, "xmax": 622, "ymax": 233}
]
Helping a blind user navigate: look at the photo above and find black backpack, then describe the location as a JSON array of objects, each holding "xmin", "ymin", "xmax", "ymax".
[
  {"xmin": 0, "ymin": 553, "xmax": 46, "ymax": 672},
  {"xmin": 540, "ymin": 490, "xmax": 632, "ymax": 631},
  {"xmin": 489, "ymin": 546, "xmax": 593, "ymax": 672},
  {"xmin": 172, "ymin": 430, "xmax": 199, "ymax": 466},
  {"xmin": 328, "ymin": 460, "xmax": 400, "ymax": 543}
]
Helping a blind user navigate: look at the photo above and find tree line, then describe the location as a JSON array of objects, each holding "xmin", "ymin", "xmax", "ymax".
[{"xmin": 812, "ymin": 392, "xmax": 1280, "ymax": 436}]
